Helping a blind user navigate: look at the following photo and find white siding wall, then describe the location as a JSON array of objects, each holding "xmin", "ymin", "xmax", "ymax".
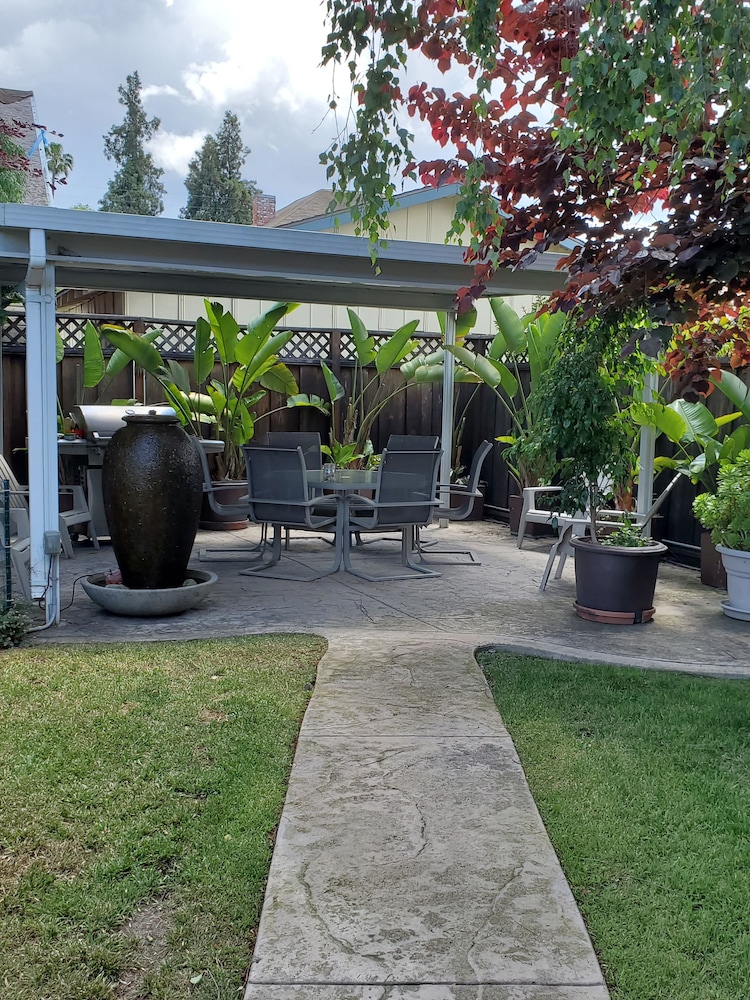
[{"xmin": 123, "ymin": 196, "xmax": 539, "ymax": 334}]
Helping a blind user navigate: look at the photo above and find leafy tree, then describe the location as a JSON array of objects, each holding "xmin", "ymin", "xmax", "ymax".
[
  {"xmin": 99, "ymin": 71, "xmax": 165, "ymax": 216},
  {"xmin": 321, "ymin": 0, "xmax": 750, "ymax": 392},
  {"xmin": 45, "ymin": 141, "xmax": 73, "ymax": 199},
  {"xmin": 181, "ymin": 110, "xmax": 259, "ymax": 223},
  {"xmin": 0, "ymin": 131, "xmax": 26, "ymax": 202}
]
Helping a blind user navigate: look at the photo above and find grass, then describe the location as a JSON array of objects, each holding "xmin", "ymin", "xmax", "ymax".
[
  {"xmin": 0, "ymin": 634, "xmax": 326, "ymax": 1000},
  {"xmin": 478, "ymin": 651, "xmax": 750, "ymax": 1000}
]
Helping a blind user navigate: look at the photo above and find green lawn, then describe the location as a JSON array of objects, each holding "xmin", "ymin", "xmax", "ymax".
[
  {"xmin": 0, "ymin": 634, "xmax": 326, "ymax": 1000},
  {"xmin": 479, "ymin": 651, "xmax": 750, "ymax": 1000}
]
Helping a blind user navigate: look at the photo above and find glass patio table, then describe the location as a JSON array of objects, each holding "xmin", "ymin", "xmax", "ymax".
[{"xmin": 305, "ymin": 468, "xmax": 379, "ymax": 494}]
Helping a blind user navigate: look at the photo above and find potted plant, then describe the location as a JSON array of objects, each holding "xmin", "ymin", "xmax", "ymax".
[
  {"xmin": 445, "ymin": 297, "xmax": 565, "ymax": 534},
  {"xmin": 693, "ymin": 450, "xmax": 750, "ymax": 620},
  {"xmin": 534, "ymin": 313, "xmax": 667, "ymax": 624},
  {"xmin": 92, "ymin": 301, "xmax": 328, "ymax": 526},
  {"xmin": 632, "ymin": 391, "xmax": 750, "ymax": 586}
]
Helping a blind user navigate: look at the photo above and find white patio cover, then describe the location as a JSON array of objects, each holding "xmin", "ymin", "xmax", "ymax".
[{"xmin": 0, "ymin": 204, "xmax": 566, "ymax": 625}]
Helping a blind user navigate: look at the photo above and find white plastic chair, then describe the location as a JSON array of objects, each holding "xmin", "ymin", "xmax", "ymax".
[
  {"xmin": 0, "ymin": 454, "xmax": 99, "ymax": 560},
  {"xmin": 517, "ymin": 486, "xmax": 563, "ymax": 548}
]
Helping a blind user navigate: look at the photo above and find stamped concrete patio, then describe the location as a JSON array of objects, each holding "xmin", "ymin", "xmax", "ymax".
[{"xmin": 33, "ymin": 520, "xmax": 750, "ymax": 999}]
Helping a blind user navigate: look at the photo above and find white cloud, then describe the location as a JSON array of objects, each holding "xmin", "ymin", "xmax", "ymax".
[
  {"xmin": 149, "ymin": 129, "xmax": 207, "ymax": 174},
  {"xmin": 142, "ymin": 84, "xmax": 180, "ymax": 100}
]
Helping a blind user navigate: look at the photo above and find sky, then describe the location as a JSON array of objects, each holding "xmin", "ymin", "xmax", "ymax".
[{"xmin": 2, "ymin": 0, "xmax": 363, "ymax": 217}]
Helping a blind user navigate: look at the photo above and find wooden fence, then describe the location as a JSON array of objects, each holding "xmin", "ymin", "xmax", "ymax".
[{"xmin": 3, "ymin": 311, "xmax": 746, "ymax": 561}]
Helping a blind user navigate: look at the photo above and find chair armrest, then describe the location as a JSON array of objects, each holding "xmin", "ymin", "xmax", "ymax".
[{"xmin": 523, "ymin": 486, "xmax": 562, "ymax": 501}]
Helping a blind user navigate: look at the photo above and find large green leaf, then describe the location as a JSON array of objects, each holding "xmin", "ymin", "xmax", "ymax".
[
  {"xmin": 527, "ymin": 310, "xmax": 564, "ymax": 387},
  {"xmin": 401, "ymin": 349, "xmax": 444, "ymax": 379},
  {"xmin": 243, "ymin": 301, "xmax": 299, "ymax": 341},
  {"xmin": 237, "ymin": 328, "xmax": 294, "ymax": 375},
  {"xmin": 204, "ymin": 301, "xmax": 241, "ymax": 365},
  {"xmin": 99, "ymin": 324, "xmax": 165, "ymax": 376},
  {"xmin": 375, "ymin": 320, "xmax": 420, "ymax": 374},
  {"xmin": 347, "ymin": 308, "xmax": 376, "ymax": 366},
  {"xmin": 55, "ymin": 329, "xmax": 64, "ymax": 364},
  {"xmin": 489, "ymin": 297, "xmax": 526, "ymax": 356},
  {"xmin": 259, "ymin": 362, "xmax": 299, "ymax": 396},
  {"xmin": 437, "ymin": 308, "xmax": 477, "ymax": 342},
  {"xmin": 710, "ymin": 369, "xmax": 750, "ymax": 420},
  {"xmin": 106, "ymin": 328, "xmax": 163, "ymax": 379},
  {"xmin": 164, "ymin": 359, "xmax": 191, "ymax": 394},
  {"xmin": 320, "ymin": 361, "xmax": 345, "ymax": 403},
  {"xmin": 83, "ymin": 321, "xmax": 105, "ymax": 387},
  {"xmin": 193, "ymin": 315, "xmax": 215, "ymax": 384},
  {"xmin": 287, "ymin": 393, "xmax": 330, "ymax": 413},
  {"xmin": 447, "ymin": 345, "xmax": 518, "ymax": 397},
  {"xmin": 630, "ymin": 400, "xmax": 689, "ymax": 442}
]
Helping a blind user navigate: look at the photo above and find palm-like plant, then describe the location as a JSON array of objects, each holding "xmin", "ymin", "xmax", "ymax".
[{"xmin": 45, "ymin": 142, "xmax": 74, "ymax": 198}]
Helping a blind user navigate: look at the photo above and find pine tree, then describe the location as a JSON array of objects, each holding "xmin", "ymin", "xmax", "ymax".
[
  {"xmin": 181, "ymin": 110, "xmax": 258, "ymax": 224},
  {"xmin": 99, "ymin": 71, "xmax": 165, "ymax": 216}
]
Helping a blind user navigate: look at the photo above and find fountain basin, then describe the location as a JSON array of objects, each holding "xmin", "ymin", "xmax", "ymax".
[{"xmin": 81, "ymin": 569, "xmax": 218, "ymax": 617}]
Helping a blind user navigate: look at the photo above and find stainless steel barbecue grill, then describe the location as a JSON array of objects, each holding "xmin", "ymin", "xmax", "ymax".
[{"xmin": 62, "ymin": 404, "xmax": 180, "ymax": 536}]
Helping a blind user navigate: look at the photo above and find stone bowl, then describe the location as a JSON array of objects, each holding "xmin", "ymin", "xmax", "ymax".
[{"xmin": 81, "ymin": 569, "xmax": 218, "ymax": 617}]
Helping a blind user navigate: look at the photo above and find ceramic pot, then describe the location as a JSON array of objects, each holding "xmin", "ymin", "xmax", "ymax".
[
  {"xmin": 717, "ymin": 545, "xmax": 750, "ymax": 620},
  {"xmin": 102, "ymin": 411, "xmax": 203, "ymax": 589}
]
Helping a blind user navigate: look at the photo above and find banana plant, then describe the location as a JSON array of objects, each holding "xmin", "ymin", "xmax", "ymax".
[
  {"xmin": 308, "ymin": 309, "xmax": 422, "ymax": 464},
  {"xmin": 630, "ymin": 396, "xmax": 750, "ymax": 500},
  {"xmin": 444, "ymin": 298, "xmax": 566, "ymax": 489},
  {"xmin": 92, "ymin": 300, "xmax": 327, "ymax": 480}
]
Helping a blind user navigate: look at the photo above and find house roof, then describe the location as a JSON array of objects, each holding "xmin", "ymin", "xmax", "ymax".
[
  {"xmin": 0, "ymin": 204, "xmax": 566, "ymax": 310},
  {"xmin": 0, "ymin": 88, "xmax": 49, "ymax": 207},
  {"xmin": 268, "ymin": 184, "xmax": 464, "ymax": 232}
]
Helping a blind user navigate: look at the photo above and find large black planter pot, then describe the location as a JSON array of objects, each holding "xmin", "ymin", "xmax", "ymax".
[
  {"xmin": 570, "ymin": 536, "xmax": 668, "ymax": 625},
  {"xmin": 102, "ymin": 411, "xmax": 203, "ymax": 589}
]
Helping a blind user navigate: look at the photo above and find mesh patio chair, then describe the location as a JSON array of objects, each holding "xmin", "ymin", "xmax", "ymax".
[
  {"xmin": 266, "ymin": 432, "xmax": 324, "ymax": 547},
  {"xmin": 191, "ymin": 438, "xmax": 266, "ymax": 562},
  {"xmin": 343, "ymin": 447, "xmax": 442, "ymax": 582},
  {"xmin": 386, "ymin": 434, "xmax": 441, "ymax": 451},
  {"xmin": 239, "ymin": 445, "xmax": 342, "ymax": 581},
  {"xmin": 266, "ymin": 432, "xmax": 322, "ymax": 471},
  {"xmin": 416, "ymin": 439, "xmax": 494, "ymax": 565}
]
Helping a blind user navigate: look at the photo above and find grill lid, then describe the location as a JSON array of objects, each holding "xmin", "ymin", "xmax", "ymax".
[{"xmin": 71, "ymin": 404, "xmax": 176, "ymax": 439}]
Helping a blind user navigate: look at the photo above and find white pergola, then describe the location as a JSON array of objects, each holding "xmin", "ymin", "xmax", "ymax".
[{"xmin": 0, "ymin": 203, "xmax": 566, "ymax": 626}]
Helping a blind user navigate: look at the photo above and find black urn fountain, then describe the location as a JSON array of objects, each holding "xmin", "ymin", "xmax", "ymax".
[
  {"xmin": 82, "ymin": 409, "xmax": 217, "ymax": 616},
  {"xmin": 101, "ymin": 409, "xmax": 204, "ymax": 589}
]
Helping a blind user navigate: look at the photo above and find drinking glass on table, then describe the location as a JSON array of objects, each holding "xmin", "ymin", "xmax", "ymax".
[{"xmin": 323, "ymin": 462, "xmax": 336, "ymax": 482}]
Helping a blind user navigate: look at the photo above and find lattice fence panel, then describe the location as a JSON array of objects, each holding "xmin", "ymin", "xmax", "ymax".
[{"xmin": 2, "ymin": 314, "xmax": 454, "ymax": 365}]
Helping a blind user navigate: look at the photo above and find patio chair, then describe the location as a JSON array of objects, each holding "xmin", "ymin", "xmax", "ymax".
[
  {"xmin": 344, "ymin": 447, "xmax": 442, "ymax": 582},
  {"xmin": 416, "ymin": 439, "xmax": 493, "ymax": 565},
  {"xmin": 516, "ymin": 486, "xmax": 563, "ymax": 548},
  {"xmin": 266, "ymin": 432, "xmax": 322, "ymax": 471},
  {"xmin": 0, "ymin": 454, "xmax": 99, "ymax": 559},
  {"xmin": 266, "ymin": 432, "xmax": 323, "ymax": 547},
  {"xmin": 239, "ymin": 445, "xmax": 342, "ymax": 581},
  {"xmin": 538, "ymin": 474, "xmax": 681, "ymax": 591},
  {"xmin": 386, "ymin": 434, "xmax": 441, "ymax": 450},
  {"xmin": 192, "ymin": 438, "xmax": 268, "ymax": 563}
]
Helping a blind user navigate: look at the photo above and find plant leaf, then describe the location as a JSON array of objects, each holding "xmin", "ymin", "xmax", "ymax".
[
  {"xmin": 83, "ymin": 321, "xmax": 105, "ymax": 387},
  {"xmin": 375, "ymin": 320, "xmax": 420, "ymax": 374}
]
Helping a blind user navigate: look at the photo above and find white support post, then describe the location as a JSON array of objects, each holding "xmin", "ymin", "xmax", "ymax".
[
  {"xmin": 637, "ymin": 370, "xmax": 658, "ymax": 517},
  {"xmin": 439, "ymin": 310, "xmax": 457, "ymax": 520},
  {"xmin": 24, "ymin": 228, "xmax": 60, "ymax": 624}
]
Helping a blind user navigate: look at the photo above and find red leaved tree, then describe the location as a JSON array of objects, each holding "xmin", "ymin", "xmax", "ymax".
[{"xmin": 321, "ymin": 0, "xmax": 750, "ymax": 392}]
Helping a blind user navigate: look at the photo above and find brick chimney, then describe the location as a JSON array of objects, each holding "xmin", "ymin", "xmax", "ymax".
[{"xmin": 253, "ymin": 194, "xmax": 276, "ymax": 226}]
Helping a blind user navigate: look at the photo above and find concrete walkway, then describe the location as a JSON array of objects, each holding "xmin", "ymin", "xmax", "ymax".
[{"xmin": 35, "ymin": 519, "xmax": 750, "ymax": 998}]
